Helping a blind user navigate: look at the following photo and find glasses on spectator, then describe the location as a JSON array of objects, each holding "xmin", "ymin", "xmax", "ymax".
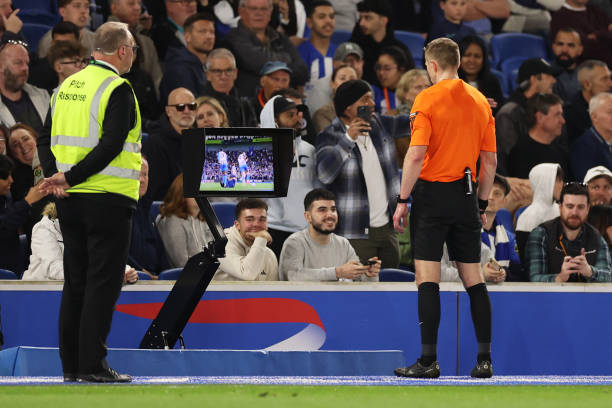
[
  {"xmin": 59, "ymin": 58, "xmax": 90, "ymax": 67},
  {"xmin": 0, "ymin": 39, "xmax": 29, "ymax": 52},
  {"xmin": 245, "ymin": 5, "xmax": 271, "ymax": 13},
  {"xmin": 169, "ymin": 103, "xmax": 197, "ymax": 112},
  {"xmin": 374, "ymin": 64, "xmax": 397, "ymax": 72},
  {"xmin": 207, "ymin": 68, "xmax": 236, "ymax": 76},
  {"xmin": 122, "ymin": 44, "xmax": 139, "ymax": 54},
  {"xmin": 564, "ymin": 182, "xmax": 587, "ymax": 187}
]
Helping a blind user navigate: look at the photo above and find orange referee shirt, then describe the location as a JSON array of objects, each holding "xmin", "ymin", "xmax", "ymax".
[{"xmin": 409, "ymin": 78, "xmax": 496, "ymax": 182}]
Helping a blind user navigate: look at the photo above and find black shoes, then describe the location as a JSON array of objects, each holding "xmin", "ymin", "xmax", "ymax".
[
  {"xmin": 77, "ymin": 367, "xmax": 132, "ymax": 383},
  {"xmin": 470, "ymin": 360, "xmax": 493, "ymax": 378},
  {"xmin": 63, "ymin": 373, "xmax": 77, "ymax": 382},
  {"xmin": 394, "ymin": 359, "xmax": 441, "ymax": 378}
]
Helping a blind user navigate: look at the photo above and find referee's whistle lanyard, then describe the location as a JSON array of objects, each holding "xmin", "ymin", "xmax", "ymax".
[{"xmin": 558, "ymin": 234, "xmax": 584, "ymax": 282}]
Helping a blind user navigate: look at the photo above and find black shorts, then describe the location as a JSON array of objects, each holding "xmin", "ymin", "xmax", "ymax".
[{"xmin": 410, "ymin": 179, "xmax": 482, "ymax": 263}]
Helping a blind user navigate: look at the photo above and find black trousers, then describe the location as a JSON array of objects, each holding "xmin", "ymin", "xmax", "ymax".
[{"xmin": 56, "ymin": 196, "xmax": 132, "ymax": 374}]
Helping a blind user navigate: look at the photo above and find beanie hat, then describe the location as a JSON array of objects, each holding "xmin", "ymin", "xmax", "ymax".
[{"xmin": 334, "ymin": 80, "xmax": 371, "ymax": 117}]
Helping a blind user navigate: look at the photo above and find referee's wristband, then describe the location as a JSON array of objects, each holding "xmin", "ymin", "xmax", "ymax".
[{"xmin": 478, "ymin": 198, "xmax": 488, "ymax": 214}]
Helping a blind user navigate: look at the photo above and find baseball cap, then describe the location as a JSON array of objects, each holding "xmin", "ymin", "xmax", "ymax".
[
  {"xmin": 333, "ymin": 42, "xmax": 364, "ymax": 61},
  {"xmin": 517, "ymin": 58, "xmax": 554, "ymax": 84},
  {"xmin": 274, "ymin": 97, "xmax": 298, "ymax": 115},
  {"xmin": 583, "ymin": 166, "xmax": 612, "ymax": 184},
  {"xmin": 356, "ymin": 0, "xmax": 392, "ymax": 18},
  {"xmin": 259, "ymin": 61, "xmax": 293, "ymax": 76}
]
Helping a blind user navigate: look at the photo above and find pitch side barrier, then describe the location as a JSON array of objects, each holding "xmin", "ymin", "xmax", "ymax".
[{"xmin": 1, "ymin": 281, "xmax": 611, "ymax": 375}]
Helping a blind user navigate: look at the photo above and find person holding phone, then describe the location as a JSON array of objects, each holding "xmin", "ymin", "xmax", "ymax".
[{"xmin": 316, "ymin": 79, "xmax": 411, "ymax": 268}]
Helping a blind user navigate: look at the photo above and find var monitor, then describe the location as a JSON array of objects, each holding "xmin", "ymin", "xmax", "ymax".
[{"xmin": 182, "ymin": 127, "xmax": 294, "ymax": 198}]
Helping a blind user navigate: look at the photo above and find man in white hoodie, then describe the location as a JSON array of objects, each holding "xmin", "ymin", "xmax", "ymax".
[
  {"xmin": 260, "ymin": 94, "xmax": 320, "ymax": 258},
  {"xmin": 214, "ymin": 198, "xmax": 278, "ymax": 281},
  {"xmin": 515, "ymin": 163, "xmax": 564, "ymax": 261}
]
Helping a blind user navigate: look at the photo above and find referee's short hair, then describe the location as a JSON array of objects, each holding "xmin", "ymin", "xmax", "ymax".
[
  {"xmin": 304, "ymin": 188, "xmax": 335, "ymax": 211},
  {"xmin": 424, "ymin": 38, "xmax": 460, "ymax": 70}
]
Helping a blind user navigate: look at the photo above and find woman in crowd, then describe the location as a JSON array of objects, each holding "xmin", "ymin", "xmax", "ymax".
[
  {"xmin": 458, "ymin": 35, "xmax": 504, "ymax": 114},
  {"xmin": 195, "ymin": 96, "xmax": 230, "ymax": 128},
  {"xmin": 156, "ymin": 174, "xmax": 214, "ymax": 268},
  {"xmin": 312, "ymin": 64, "xmax": 358, "ymax": 133},
  {"xmin": 587, "ymin": 205, "xmax": 612, "ymax": 251},
  {"xmin": 372, "ymin": 45, "xmax": 414, "ymax": 114}
]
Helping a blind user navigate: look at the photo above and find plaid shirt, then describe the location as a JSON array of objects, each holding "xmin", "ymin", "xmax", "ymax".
[
  {"xmin": 316, "ymin": 114, "xmax": 411, "ymax": 239},
  {"xmin": 526, "ymin": 223, "xmax": 612, "ymax": 282}
]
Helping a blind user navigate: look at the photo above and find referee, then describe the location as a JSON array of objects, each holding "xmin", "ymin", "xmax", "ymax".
[{"xmin": 392, "ymin": 38, "xmax": 497, "ymax": 378}]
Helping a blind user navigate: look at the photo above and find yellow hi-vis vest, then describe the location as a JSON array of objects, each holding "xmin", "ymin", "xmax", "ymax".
[{"xmin": 50, "ymin": 63, "xmax": 142, "ymax": 201}]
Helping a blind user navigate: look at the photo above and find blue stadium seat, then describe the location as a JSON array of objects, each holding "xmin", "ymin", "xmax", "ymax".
[
  {"xmin": 150, "ymin": 201, "xmax": 162, "ymax": 224},
  {"xmin": 21, "ymin": 23, "xmax": 52, "ymax": 52},
  {"xmin": 489, "ymin": 33, "xmax": 548, "ymax": 69},
  {"xmin": 514, "ymin": 206, "xmax": 528, "ymax": 225},
  {"xmin": 12, "ymin": 0, "xmax": 58, "ymax": 13},
  {"xmin": 394, "ymin": 30, "xmax": 425, "ymax": 65},
  {"xmin": 158, "ymin": 268, "xmax": 183, "ymax": 280},
  {"xmin": 379, "ymin": 268, "xmax": 415, "ymax": 282},
  {"xmin": 16, "ymin": 10, "xmax": 59, "ymax": 26},
  {"xmin": 137, "ymin": 271, "xmax": 153, "ymax": 280},
  {"xmin": 0, "ymin": 269, "xmax": 18, "ymax": 279},
  {"xmin": 211, "ymin": 202, "xmax": 236, "ymax": 229},
  {"xmin": 330, "ymin": 29, "xmax": 351, "ymax": 45},
  {"xmin": 490, "ymin": 69, "xmax": 509, "ymax": 99}
]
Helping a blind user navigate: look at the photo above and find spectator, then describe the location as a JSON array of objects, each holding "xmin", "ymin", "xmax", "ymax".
[
  {"xmin": 349, "ymin": 0, "xmax": 412, "ymax": 87},
  {"xmin": 439, "ymin": 242, "xmax": 494, "ymax": 282},
  {"xmin": 269, "ymin": 0, "xmax": 308, "ymax": 43},
  {"xmin": 516, "ymin": 163, "xmax": 564, "ymax": 259},
  {"xmin": 496, "ymin": 58, "xmax": 555, "ymax": 176},
  {"xmin": 481, "ymin": 174, "xmax": 524, "ymax": 281},
  {"xmin": 427, "ymin": 0, "xmax": 477, "ymax": 44},
  {"xmin": 316, "ymin": 79, "xmax": 410, "ymax": 267},
  {"xmin": 143, "ymin": 88, "xmax": 196, "ymax": 201},
  {"xmin": 150, "ymin": 0, "xmax": 197, "ymax": 60},
  {"xmin": 128, "ymin": 157, "xmax": 169, "ymax": 276},
  {"xmin": 551, "ymin": 27, "xmax": 584, "ymax": 102},
  {"xmin": 157, "ymin": 174, "xmax": 213, "ymax": 268},
  {"xmin": 584, "ymin": 166, "xmax": 612, "ymax": 206},
  {"xmin": 462, "ymin": 0, "xmax": 509, "ymax": 37},
  {"xmin": 47, "ymin": 41, "xmax": 88, "ymax": 89},
  {"xmin": 0, "ymin": 124, "xmax": 6, "ymax": 155},
  {"xmin": 159, "ymin": 12, "xmax": 216, "ymax": 107},
  {"xmin": 330, "ymin": 0, "xmax": 359, "ymax": 31},
  {"xmin": 312, "ymin": 64, "xmax": 357, "ymax": 134},
  {"xmin": 108, "ymin": 0, "xmax": 163, "ymax": 91},
  {"xmin": 272, "ymin": 87, "xmax": 317, "ymax": 145},
  {"xmin": 243, "ymin": 60, "xmax": 292, "ymax": 124},
  {"xmin": 332, "ymin": 41, "xmax": 364, "ymax": 79},
  {"xmin": 260, "ymin": 95, "xmax": 319, "ymax": 258},
  {"xmin": 195, "ymin": 95, "xmax": 230, "ymax": 127},
  {"xmin": 297, "ymin": 0, "xmax": 337, "ymax": 113},
  {"xmin": 502, "ymin": 0, "xmax": 563, "ymax": 35},
  {"xmin": 588, "ymin": 204, "xmax": 612, "ymax": 249},
  {"xmin": 214, "ymin": 198, "xmax": 278, "ymax": 280},
  {"xmin": 571, "ymin": 93, "xmax": 612, "ymax": 181},
  {"xmin": 37, "ymin": 0, "xmax": 95, "ymax": 58},
  {"xmin": 0, "ymin": 39, "xmax": 50, "ymax": 136},
  {"xmin": 372, "ymin": 46, "xmax": 413, "ymax": 114},
  {"xmin": 0, "ymin": 154, "xmax": 47, "ymax": 274},
  {"xmin": 564, "ymin": 60, "xmax": 612, "ymax": 145},
  {"xmin": 526, "ymin": 182, "xmax": 612, "ymax": 282},
  {"xmin": 458, "ymin": 35, "xmax": 504, "ymax": 115},
  {"xmin": 551, "ymin": 0, "xmax": 612, "ymax": 67},
  {"xmin": 0, "ymin": 1, "xmax": 24, "ymax": 43},
  {"xmin": 508, "ymin": 93, "xmax": 569, "ymax": 179},
  {"xmin": 223, "ymin": 0, "xmax": 309, "ymax": 96},
  {"xmin": 279, "ymin": 187, "xmax": 380, "ymax": 280},
  {"xmin": 202, "ymin": 48, "xmax": 257, "ymax": 126}
]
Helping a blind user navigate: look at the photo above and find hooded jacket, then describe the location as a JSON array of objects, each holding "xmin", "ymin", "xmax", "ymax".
[
  {"xmin": 260, "ymin": 96, "xmax": 320, "ymax": 233},
  {"xmin": 215, "ymin": 225, "xmax": 278, "ymax": 281},
  {"xmin": 159, "ymin": 46, "xmax": 207, "ymax": 106}
]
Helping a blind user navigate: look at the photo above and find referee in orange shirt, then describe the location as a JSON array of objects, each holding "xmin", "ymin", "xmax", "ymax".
[{"xmin": 392, "ymin": 38, "xmax": 497, "ymax": 378}]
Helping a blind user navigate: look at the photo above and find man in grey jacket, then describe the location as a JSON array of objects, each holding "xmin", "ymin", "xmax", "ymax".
[{"xmin": 279, "ymin": 188, "xmax": 380, "ymax": 281}]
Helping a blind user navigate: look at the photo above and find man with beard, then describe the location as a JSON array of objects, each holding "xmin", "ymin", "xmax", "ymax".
[
  {"xmin": 551, "ymin": 27, "xmax": 584, "ymax": 102},
  {"xmin": 279, "ymin": 188, "xmax": 381, "ymax": 281},
  {"xmin": 0, "ymin": 40, "xmax": 49, "ymax": 136},
  {"xmin": 526, "ymin": 182, "xmax": 612, "ymax": 282}
]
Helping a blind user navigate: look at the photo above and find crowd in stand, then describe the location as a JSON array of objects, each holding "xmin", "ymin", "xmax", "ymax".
[{"xmin": 0, "ymin": 0, "xmax": 611, "ymax": 284}]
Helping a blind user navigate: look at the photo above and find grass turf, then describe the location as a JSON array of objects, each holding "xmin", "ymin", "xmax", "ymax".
[{"xmin": 1, "ymin": 385, "xmax": 611, "ymax": 408}]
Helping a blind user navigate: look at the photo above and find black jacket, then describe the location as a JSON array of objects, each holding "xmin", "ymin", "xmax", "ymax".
[
  {"xmin": 202, "ymin": 82, "xmax": 257, "ymax": 127},
  {"xmin": 159, "ymin": 46, "xmax": 207, "ymax": 106}
]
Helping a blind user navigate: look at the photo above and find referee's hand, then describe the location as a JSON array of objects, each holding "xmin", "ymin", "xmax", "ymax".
[{"xmin": 393, "ymin": 204, "xmax": 409, "ymax": 233}]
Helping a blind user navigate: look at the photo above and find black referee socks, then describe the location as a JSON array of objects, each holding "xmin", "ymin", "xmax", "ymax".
[
  {"xmin": 418, "ymin": 282, "xmax": 440, "ymax": 365},
  {"xmin": 466, "ymin": 282, "xmax": 492, "ymax": 363}
]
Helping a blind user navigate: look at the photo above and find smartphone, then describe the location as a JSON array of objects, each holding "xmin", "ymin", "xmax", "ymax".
[
  {"xmin": 357, "ymin": 105, "xmax": 372, "ymax": 122},
  {"xmin": 367, "ymin": 260, "xmax": 378, "ymax": 266}
]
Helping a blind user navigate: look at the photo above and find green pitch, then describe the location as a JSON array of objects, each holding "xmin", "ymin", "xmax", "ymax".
[
  {"xmin": 200, "ymin": 182, "xmax": 274, "ymax": 191},
  {"xmin": 2, "ymin": 385, "xmax": 611, "ymax": 408}
]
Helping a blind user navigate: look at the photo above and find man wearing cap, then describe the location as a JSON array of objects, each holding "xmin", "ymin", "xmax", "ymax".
[
  {"xmin": 563, "ymin": 60, "xmax": 612, "ymax": 145},
  {"xmin": 260, "ymin": 94, "xmax": 319, "ymax": 257},
  {"xmin": 333, "ymin": 42, "xmax": 364, "ymax": 79},
  {"xmin": 571, "ymin": 93, "xmax": 612, "ymax": 181},
  {"xmin": 584, "ymin": 166, "xmax": 612, "ymax": 206},
  {"xmin": 223, "ymin": 0, "xmax": 309, "ymax": 97},
  {"xmin": 316, "ymin": 79, "xmax": 410, "ymax": 269},
  {"xmin": 348, "ymin": 0, "xmax": 412, "ymax": 87},
  {"xmin": 244, "ymin": 61, "xmax": 293, "ymax": 125}
]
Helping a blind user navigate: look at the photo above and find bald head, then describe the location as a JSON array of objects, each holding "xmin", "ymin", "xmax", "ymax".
[
  {"xmin": 0, "ymin": 44, "xmax": 30, "ymax": 94},
  {"xmin": 166, "ymin": 87, "xmax": 196, "ymax": 132}
]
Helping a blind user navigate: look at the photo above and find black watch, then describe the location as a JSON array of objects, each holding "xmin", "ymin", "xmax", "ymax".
[
  {"xmin": 478, "ymin": 198, "xmax": 488, "ymax": 213},
  {"xmin": 396, "ymin": 195, "xmax": 410, "ymax": 204}
]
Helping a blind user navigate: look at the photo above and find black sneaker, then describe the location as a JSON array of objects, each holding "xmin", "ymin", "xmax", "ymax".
[
  {"xmin": 78, "ymin": 367, "xmax": 132, "ymax": 383},
  {"xmin": 470, "ymin": 360, "xmax": 493, "ymax": 378},
  {"xmin": 394, "ymin": 359, "xmax": 441, "ymax": 378}
]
